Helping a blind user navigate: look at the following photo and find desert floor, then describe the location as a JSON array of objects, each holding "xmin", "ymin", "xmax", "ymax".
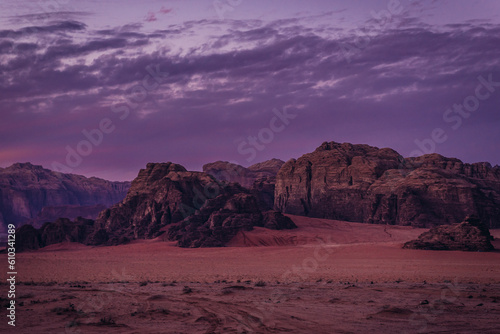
[{"xmin": 1, "ymin": 215, "xmax": 500, "ymax": 333}]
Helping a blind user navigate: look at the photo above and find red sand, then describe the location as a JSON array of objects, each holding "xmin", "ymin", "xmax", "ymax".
[
  {"xmin": 1, "ymin": 215, "xmax": 500, "ymax": 333},
  {"xmin": 7, "ymin": 215, "xmax": 500, "ymax": 284}
]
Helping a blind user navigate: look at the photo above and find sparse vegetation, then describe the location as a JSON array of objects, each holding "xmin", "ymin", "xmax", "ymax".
[
  {"xmin": 98, "ymin": 316, "xmax": 116, "ymax": 326},
  {"xmin": 255, "ymin": 280, "xmax": 266, "ymax": 287},
  {"xmin": 52, "ymin": 303, "xmax": 76, "ymax": 315}
]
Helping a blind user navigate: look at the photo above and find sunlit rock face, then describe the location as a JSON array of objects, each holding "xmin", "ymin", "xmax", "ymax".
[{"xmin": 275, "ymin": 141, "xmax": 500, "ymax": 228}]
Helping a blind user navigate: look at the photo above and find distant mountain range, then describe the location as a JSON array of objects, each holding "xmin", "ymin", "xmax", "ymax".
[{"xmin": 0, "ymin": 162, "xmax": 130, "ymax": 228}]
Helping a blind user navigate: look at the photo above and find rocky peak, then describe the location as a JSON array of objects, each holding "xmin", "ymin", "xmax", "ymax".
[{"xmin": 89, "ymin": 162, "xmax": 226, "ymax": 244}]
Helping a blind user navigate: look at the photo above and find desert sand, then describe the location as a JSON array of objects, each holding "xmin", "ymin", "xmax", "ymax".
[{"xmin": 1, "ymin": 215, "xmax": 500, "ymax": 333}]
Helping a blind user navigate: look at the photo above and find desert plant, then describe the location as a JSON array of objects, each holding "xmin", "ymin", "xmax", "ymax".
[{"xmin": 255, "ymin": 280, "xmax": 266, "ymax": 287}]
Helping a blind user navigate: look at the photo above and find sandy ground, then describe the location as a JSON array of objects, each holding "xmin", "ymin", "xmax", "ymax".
[{"xmin": 1, "ymin": 215, "xmax": 500, "ymax": 333}]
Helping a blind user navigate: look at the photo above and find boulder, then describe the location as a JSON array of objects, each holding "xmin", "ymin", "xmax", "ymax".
[{"xmin": 403, "ymin": 216, "xmax": 494, "ymax": 251}]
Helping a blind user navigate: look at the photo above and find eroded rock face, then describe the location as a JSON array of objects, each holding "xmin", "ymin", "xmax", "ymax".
[
  {"xmin": 203, "ymin": 159, "xmax": 284, "ymax": 188},
  {"xmin": 166, "ymin": 191, "xmax": 296, "ymax": 248},
  {"xmin": 15, "ymin": 217, "xmax": 95, "ymax": 252},
  {"xmin": 0, "ymin": 163, "xmax": 130, "ymax": 226},
  {"xmin": 203, "ymin": 159, "xmax": 284, "ymax": 210},
  {"xmin": 403, "ymin": 216, "xmax": 494, "ymax": 251},
  {"xmin": 27, "ymin": 204, "xmax": 107, "ymax": 228},
  {"xmin": 88, "ymin": 162, "xmax": 224, "ymax": 245},
  {"xmin": 275, "ymin": 142, "xmax": 500, "ymax": 227}
]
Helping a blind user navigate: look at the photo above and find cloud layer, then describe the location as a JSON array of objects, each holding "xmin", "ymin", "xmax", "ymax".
[{"xmin": 1, "ymin": 10, "xmax": 499, "ymax": 180}]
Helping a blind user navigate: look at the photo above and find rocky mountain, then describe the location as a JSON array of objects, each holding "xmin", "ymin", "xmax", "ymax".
[
  {"xmin": 203, "ymin": 159, "xmax": 284, "ymax": 210},
  {"xmin": 15, "ymin": 162, "xmax": 296, "ymax": 250},
  {"xmin": 403, "ymin": 216, "xmax": 494, "ymax": 251},
  {"xmin": 86, "ymin": 162, "xmax": 220, "ymax": 244},
  {"xmin": 0, "ymin": 163, "xmax": 130, "ymax": 226},
  {"xmin": 275, "ymin": 141, "xmax": 500, "ymax": 228},
  {"xmin": 85, "ymin": 162, "xmax": 295, "ymax": 247}
]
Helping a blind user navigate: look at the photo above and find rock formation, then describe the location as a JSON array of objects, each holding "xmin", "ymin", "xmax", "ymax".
[
  {"xmin": 15, "ymin": 162, "xmax": 297, "ymax": 250},
  {"xmin": 0, "ymin": 163, "xmax": 130, "ymax": 226},
  {"xmin": 203, "ymin": 159, "xmax": 284, "ymax": 210},
  {"xmin": 87, "ymin": 162, "xmax": 220, "ymax": 244},
  {"xmin": 403, "ymin": 216, "xmax": 494, "ymax": 251},
  {"xmin": 87, "ymin": 162, "xmax": 296, "ymax": 246},
  {"xmin": 203, "ymin": 159, "xmax": 284, "ymax": 188},
  {"xmin": 27, "ymin": 204, "xmax": 107, "ymax": 228},
  {"xmin": 15, "ymin": 217, "xmax": 95, "ymax": 252},
  {"xmin": 275, "ymin": 141, "xmax": 500, "ymax": 228},
  {"xmin": 166, "ymin": 190, "xmax": 296, "ymax": 248}
]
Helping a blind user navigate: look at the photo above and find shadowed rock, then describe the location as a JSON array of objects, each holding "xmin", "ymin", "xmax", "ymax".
[
  {"xmin": 203, "ymin": 159, "xmax": 285, "ymax": 210},
  {"xmin": 87, "ymin": 162, "xmax": 223, "ymax": 245},
  {"xmin": 403, "ymin": 216, "xmax": 494, "ymax": 251},
  {"xmin": 16, "ymin": 217, "xmax": 95, "ymax": 252},
  {"xmin": 166, "ymin": 191, "xmax": 296, "ymax": 248},
  {"xmin": 27, "ymin": 204, "xmax": 107, "ymax": 228}
]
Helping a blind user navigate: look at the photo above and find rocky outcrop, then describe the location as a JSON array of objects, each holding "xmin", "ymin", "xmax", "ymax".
[
  {"xmin": 87, "ymin": 162, "xmax": 222, "ymax": 245},
  {"xmin": 15, "ymin": 217, "xmax": 95, "ymax": 252},
  {"xmin": 166, "ymin": 191, "xmax": 296, "ymax": 248},
  {"xmin": 89, "ymin": 162, "xmax": 296, "ymax": 247},
  {"xmin": 27, "ymin": 204, "xmax": 107, "ymax": 228},
  {"xmin": 203, "ymin": 159, "xmax": 284, "ymax": 210},
  {"xmin": 0, "ymin": 163, "xmax": 130, "ymax": 226},
  {"xmin": 275, "ymin": 141, "xmax": 500, "ymax": 228},
  {"xmin": 403, "ymin": 216, "xmax": 494, "ymax": 251},
  {"xmin": 203, "ymin": 159, "xmax": 284, "ymax": 188}
]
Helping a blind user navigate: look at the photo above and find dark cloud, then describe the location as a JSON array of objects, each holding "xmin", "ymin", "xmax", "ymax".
[
  {"xmin": 7, "ymin": 11, "xmax": 93, "ymax": 24},
  {"xmin": 0, "ymin": 20, "xmax": 86, "ymax": 38},
  {"xmin": 1, "ymin": 16, "xmax": 500, "ymax": 180}
]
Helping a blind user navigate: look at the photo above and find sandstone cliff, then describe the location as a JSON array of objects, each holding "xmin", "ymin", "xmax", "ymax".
[
  {"xmin": 275, "ymin": 142, "xmax": 500, "ymax": 228},
  {"xmin": 0, "ymin": 163, "xmax": 130, "ymax": 226}
]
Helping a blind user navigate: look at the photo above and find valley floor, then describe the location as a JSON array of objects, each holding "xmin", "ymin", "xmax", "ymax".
[{"xmin": 1, "ymin": 215, "xmax": 500, "ymax": 333}]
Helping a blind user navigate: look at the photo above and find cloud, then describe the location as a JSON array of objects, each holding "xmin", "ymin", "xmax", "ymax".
[
  {"xmin": 7, "ymin": 11, "xmax": 93, "ymax": 25},
  {"xmin": 160, "ymin": 7, "xmax": 173, "ymax": 14},
  {"xmin": 1, "ymin": 15, "xmax": 500, "ymax": 179}
]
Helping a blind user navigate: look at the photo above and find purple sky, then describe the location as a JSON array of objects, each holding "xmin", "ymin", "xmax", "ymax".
[{"xmin": 1, "ymin": 0, "xmax": 500, "ymax": 181}]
